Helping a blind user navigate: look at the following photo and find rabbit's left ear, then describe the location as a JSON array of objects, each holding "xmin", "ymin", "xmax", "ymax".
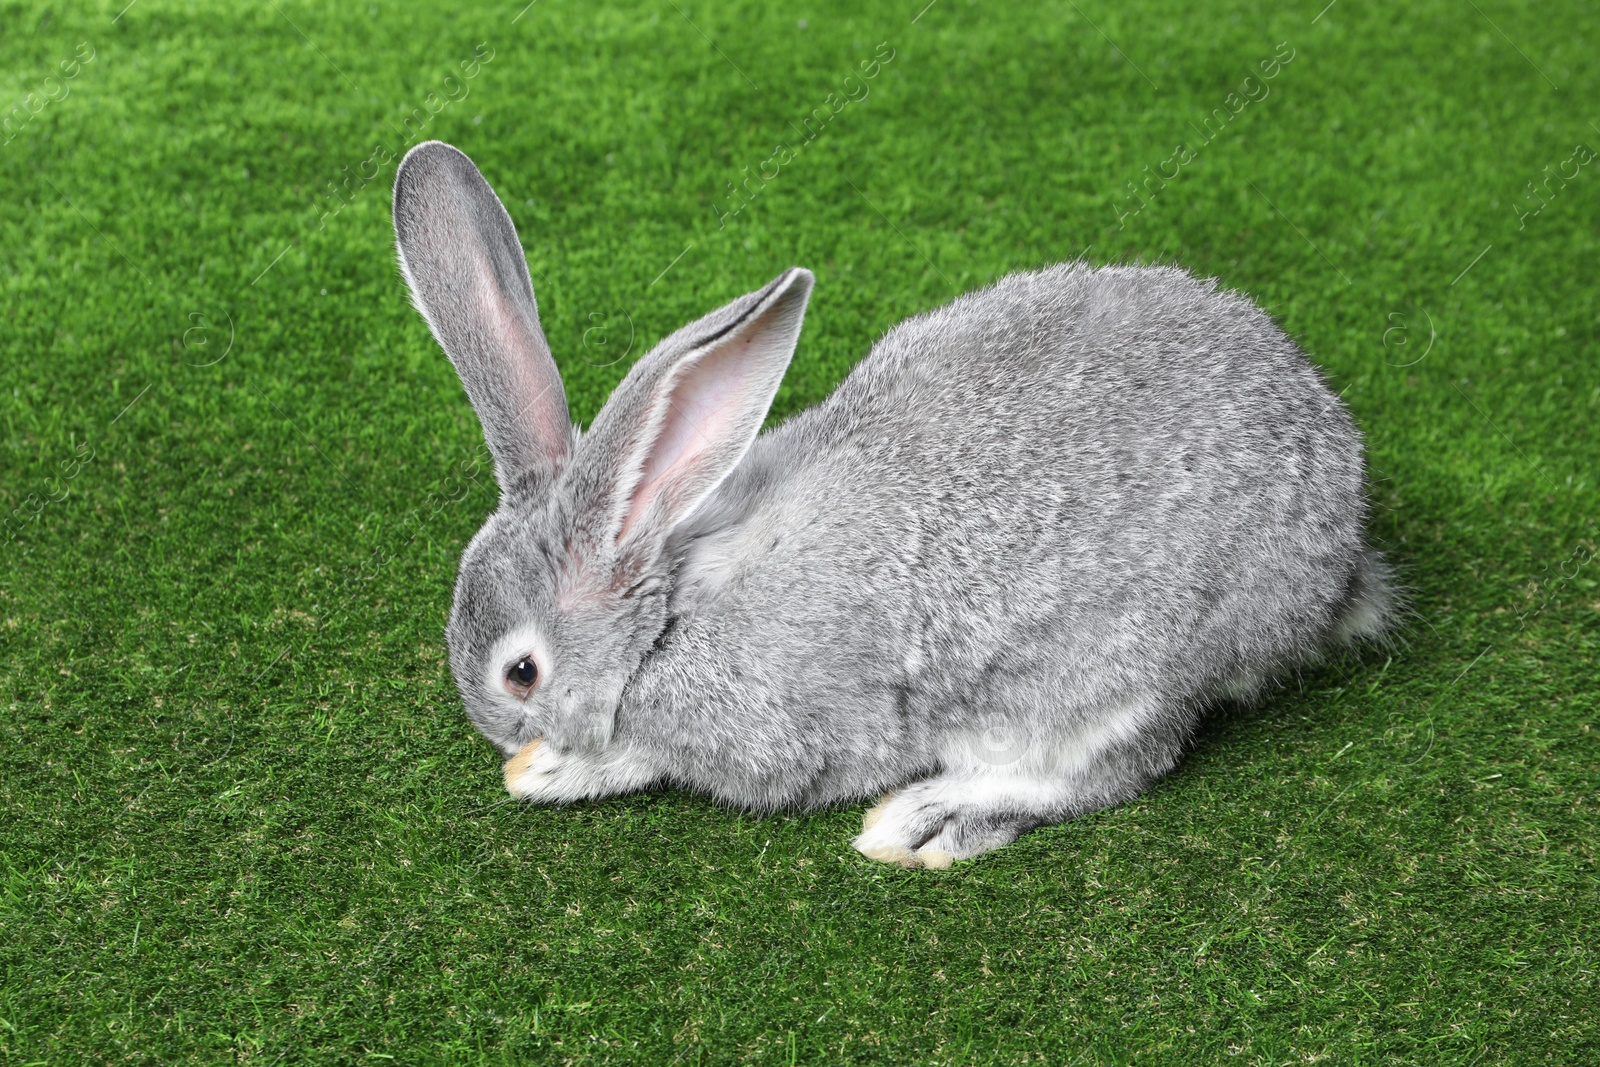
[
  {"xmin": 393, "ymin": 141, "xmax": 570, "ymax": 492},
  {"xmin": 582, "ymin": 267, "xmax": 814, "ymax": 555}
]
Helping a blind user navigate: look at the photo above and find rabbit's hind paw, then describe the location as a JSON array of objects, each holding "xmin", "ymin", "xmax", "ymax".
[{"xmin": 852, "ymin": 782, "xmax": 1024, "ymax": 870}]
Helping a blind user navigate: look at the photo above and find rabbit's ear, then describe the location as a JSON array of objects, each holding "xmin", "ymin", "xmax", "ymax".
[
  {"xmin": 393, "ymin": 141, "xmax": 570, "ymax": 491},
  {"xmin": 586, "ymin": 267, "xmax": 813, "ymax": 554}
]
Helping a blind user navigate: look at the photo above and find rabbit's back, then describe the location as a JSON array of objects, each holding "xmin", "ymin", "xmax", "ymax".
[{"xmin": 635, "ymin": 262, "xmax": 1377, "ymax": 808}]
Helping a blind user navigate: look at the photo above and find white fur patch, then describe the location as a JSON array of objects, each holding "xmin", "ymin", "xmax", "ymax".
[{"xmin": 938, "ymin": 697, "xmax": 1155, "ymax": 784}]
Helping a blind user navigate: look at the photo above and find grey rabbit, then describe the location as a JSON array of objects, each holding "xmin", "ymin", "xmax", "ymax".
[{"xmin": 392, "ymin": 140, "xmax": 1396, "ymax": 868}]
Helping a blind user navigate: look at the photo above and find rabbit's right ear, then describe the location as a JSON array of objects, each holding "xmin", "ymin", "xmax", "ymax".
[
  {"xmin": 393, "ymin": 141, "xmax": 570, "ymax": 491},
  {"xmin": 577, "ymin": 268, "xmax": 813, "ymax": 565}
]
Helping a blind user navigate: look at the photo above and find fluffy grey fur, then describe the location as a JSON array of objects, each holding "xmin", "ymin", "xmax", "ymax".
[{"xmin": 393, "ymin": 141, "xmax": 1396, "ymax": 868}]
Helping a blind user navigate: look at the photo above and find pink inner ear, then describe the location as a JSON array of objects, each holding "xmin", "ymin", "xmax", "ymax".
[
  {"xmin": 474, "ymin": 251, "xmax": 567, "ymax": 460},
  {"xmin": 623, "ymin": 331, "xmax": 764, "ymax": 539}
]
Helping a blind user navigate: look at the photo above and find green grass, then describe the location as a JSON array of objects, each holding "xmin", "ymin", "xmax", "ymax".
[{"xmin": 2, "ymin": 0, "xmax": 1596, "ymax": 1061}]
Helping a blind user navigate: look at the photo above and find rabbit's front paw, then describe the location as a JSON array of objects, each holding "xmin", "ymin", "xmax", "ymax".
[
  {"xmin": 503, "ymin": 738, "xmax": 554, "ymax": 799},
  {"xmin": 502, "ymin": 737, "xmax": 665, "ymax": 803},
  {"xmin": 501, "ymin": 738, "xmax": 598, "ymax": 802}
]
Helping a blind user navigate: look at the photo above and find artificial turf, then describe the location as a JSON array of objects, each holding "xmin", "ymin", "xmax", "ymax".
[{"xmin": 2, "ymin": 0, "xmax": 1597, "ymax": 1062}]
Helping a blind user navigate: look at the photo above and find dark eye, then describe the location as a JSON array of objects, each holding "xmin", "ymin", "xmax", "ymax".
[{"xmin": 505, "ymin": 657, "xmax": 539, "ymax": 696}]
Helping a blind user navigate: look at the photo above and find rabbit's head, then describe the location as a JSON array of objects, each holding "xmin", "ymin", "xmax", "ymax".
[{"xmin": 392, "ymin": 141, "xmax": 812, "ymax": 758}]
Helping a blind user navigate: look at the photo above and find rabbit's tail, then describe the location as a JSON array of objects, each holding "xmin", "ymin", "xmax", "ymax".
[{"xmin": 1331, "ymin": 547, "xmax": 1401, "ymax": 647}]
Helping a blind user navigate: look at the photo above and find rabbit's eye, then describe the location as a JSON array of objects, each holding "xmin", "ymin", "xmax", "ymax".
[{"xmin": 504, "ymin": 657, "xmax": 539, "ymax": 697}]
